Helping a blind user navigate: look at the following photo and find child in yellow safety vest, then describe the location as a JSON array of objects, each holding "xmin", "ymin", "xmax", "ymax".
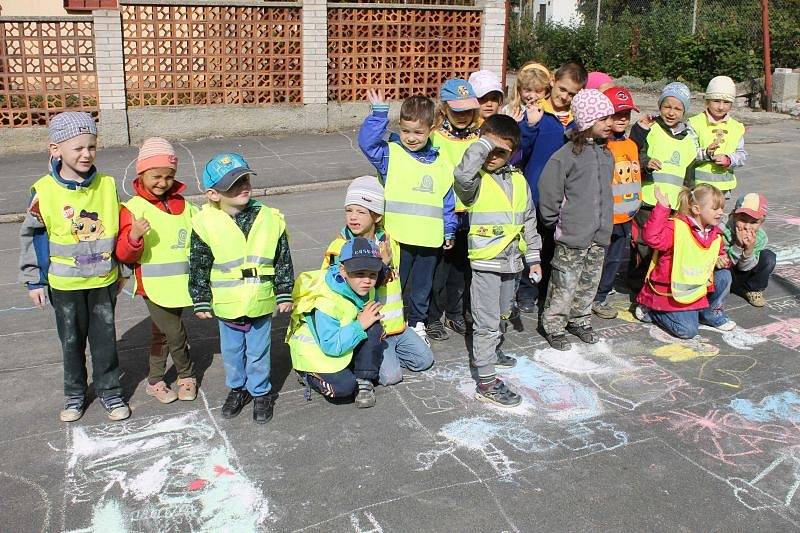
[
  {"xmin": 19, "ymin": 112, "xmax": 130, "ymax": 423},
  {"xmin": 321, "ymin": 176, "xmax": 434, "ymax": 386},
  {"xmin": 189, "ymin": 153, "xmax": 294, "ymax": 425},
  {"xmin": 426, "ymin": 78, "xmax": 482, "ymax": 342},
  {"xmin": 454, "ymin": 114, "xmax": 542, "ymax": 407},
  {"xmin": 635, "ymin": 184, "xmax": 736, "ymax": 339},
  {"xmin": 688, "ymin": 76, "xmax": 747, "ymax": 198},
  {"xmin": 358, "ymin": 89, "xmax": 457, "ymax": 346},
  {"xmin": 288, "ymin": 238, "xmax": 387, "ymax": 408},
  {"xmin": 116, "ymin": 138, "xmax": 198, "ymax": 405}
]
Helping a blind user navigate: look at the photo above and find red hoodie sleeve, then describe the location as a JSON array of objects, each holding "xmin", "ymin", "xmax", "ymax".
[
  {"xmin": 642, "ymin": 203, "xmax": 676, "ymax": 252},
  {"xmin": 115, "ymin": 205, "xmax": 145, "ymax": 264}
]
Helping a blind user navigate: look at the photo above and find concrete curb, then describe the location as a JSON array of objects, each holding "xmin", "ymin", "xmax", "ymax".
[{"xmin": 0, "ymin": 177, "xmax": 352, "ymax": 224}]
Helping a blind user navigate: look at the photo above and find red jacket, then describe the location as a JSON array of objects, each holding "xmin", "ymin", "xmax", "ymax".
[
  {"xmin": 116, "ymin": 178, "xmax": 190, "ymax": 298},
  {"xmin": 636, "ymin": 203, "xmax": 726, "ymax": 312}
]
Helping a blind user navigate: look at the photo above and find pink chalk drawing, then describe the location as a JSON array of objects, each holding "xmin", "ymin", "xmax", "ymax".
[
  {"xmin": 188, "ymin": 479, "xmax": 207, "ymax": 491},
  {"xmin": 750, "ymin": 316, "xmax": 800, "ymax": 351},
  {"xmin": 783, "ymin": 216, "xmax": 800, "ymax": 226},
  {"xmin": 643, "ymin": 408, "xmax": 800, "ymax": 466},
  {"xmin": 213, "ymin": 465, "xmax": 234, "ymax": 477}
]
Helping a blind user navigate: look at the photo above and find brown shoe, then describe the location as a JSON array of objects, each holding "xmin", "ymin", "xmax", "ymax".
[
  {"xmin": 176, "ymin": 377, "xmax": 197, "ymax": 401},
  {"xmin": 745, "ymin": 291, "xmax": 766, "ymax": 307},
  {"xmin": 146, "ymin": 381, "xmax": 178, "ymax": 404}
]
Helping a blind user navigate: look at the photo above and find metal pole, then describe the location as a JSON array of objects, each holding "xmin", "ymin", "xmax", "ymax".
[
  {"xmin": 595, "ymin": 0, "xmax": 601, "ymax": 34},
  {"xmin": 761, "ymin": 0, "xmax": 772, "ymax": 111},
  {"xmin": 691, "ymin": 0, "xmax": 698, "ymax": 34}
]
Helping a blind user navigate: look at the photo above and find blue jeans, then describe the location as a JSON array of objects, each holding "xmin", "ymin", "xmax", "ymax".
[
  {"xmin": 218, "ymin": 315, "xmax": 272, "ymax": 397},
  {"xmin": 595, "ymin": 221, "xmax": 631, "ymax": 302},
  {"xmin": 379, "ymin": 327, "xmax": 435, "ymax": 386},
  {"xmin": 650, "ymin": 269, "xmax": 733, "ymax": 339},
  {"xmin": 732, "ymin": 249, "xmax": 776, "ymax": 292},
  {"xmin": 399, "ymin": 243, "xmax": 440, "ymax": 326}
]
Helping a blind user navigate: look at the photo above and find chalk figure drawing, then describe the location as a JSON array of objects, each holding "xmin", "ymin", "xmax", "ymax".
[{"xmin": 64, "ymin": 411, "xmax": 272, "ymax": 532}]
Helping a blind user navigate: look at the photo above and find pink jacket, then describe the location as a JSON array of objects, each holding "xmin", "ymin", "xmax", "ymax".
[{"xmin": 636, "ymin": 203, "xmax": 726, "ymax": 312}]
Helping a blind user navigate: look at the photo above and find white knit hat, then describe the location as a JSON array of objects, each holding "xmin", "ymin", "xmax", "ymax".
[
  {"xmin": 705, "ymin": 76, "xmax": 736, "ymax": 102},
  {"xmin": 345, "ymin": 175, "xmax": 384, "ymax": 215}
]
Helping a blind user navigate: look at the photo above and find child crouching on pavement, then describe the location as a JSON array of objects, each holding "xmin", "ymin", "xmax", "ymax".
[
  {"xmin": 636, "ymin": 184, "xmax": 736, "ymax": 338},
  {"xmin": 321, "ymin": 176, "xmax": 434, "ymax": 386},
  {"xmin": 289, "ymin": 238, "xmax": 386, "ymax": 408},
  {"xmin": 454, "ymin": 114, "xmax": 542, "ymax": 407},
  {"xmin": 189, "ymin": 153, "xmax": 294, "ymax": 425},
  {"xmin": 116, "ymin": 138, "xmax": 198, "ymax": 404}
]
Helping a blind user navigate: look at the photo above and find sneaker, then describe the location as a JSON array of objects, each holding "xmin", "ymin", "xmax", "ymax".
[
  {"xmin": 355, "ymin": 379, "xmax": 376, "ymax": 408},
  {"xmin": 443, "ymin": 317, "xmax": 468, "ymax": 336},
  {"xmin": 703, "ymin": 319, "xmax": 737, "ymax": 332},
  {"xmin": 508, "ymin": 304, "xmax": 520, "ymax": 322},
  {"xmin": 517, "ymin": 300, "xmax": 537, "ymax": 314},
  {"xmin": 252, "ymin": 394, "xmax": 275, "ymax": 424},
  {"xmin": 425, "ymin": 319, "xmax": 449, "ymax": 341},
  {"xmin": 545, "ymin": 331, "xmax": 572, "ymax": 351},
  {"xmin": 221, "ymin": 388, "xmax": 252, "ymax": 419},
  {"xmin": 634, "ymin": 304, "xmax": 652, "ymax": 323},
  {"xmin": 745, "ymin": 291, "xmax": 766, "ymax": 307},
  {"xmin": 59, "ymin": 395, "xmax": 85, "ymax": 422},
  {"xmin": 176, "ymin": 377, "xmax": 197, "ymax": 401},
  {"xmin": 475, "ymin": 379, "xmax": 522, "ymax": 407},
  {"xmin": 495, "ymin": 348, "xmax": 517, "ymax": 368},
  {"xmin": 592, "ymin": 300, "xmax": 618, "ymax": 320},
  {"xmin": 411, "ymin": 322, "xmax": 430, "ymax": 347},
  {"xmin": 566, "ymin": 323, "xmax": 599, "ymax": 344},
  {"xmin": 100, "ymin": 395, "xmax": 131, "ymax": 421},
  {"xmin": 146, "ymin": 381, "xmax": 178, "ymax": 404}
]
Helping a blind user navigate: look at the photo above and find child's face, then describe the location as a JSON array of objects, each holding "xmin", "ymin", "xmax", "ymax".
[
  {"xmin": 478, "ymin": 92, "xmax": 503, "ymax": 119},
  {"xmin": 444, "ymin": 104, "xmax": 476, "ymax": 130},
  {"xmin": 707, "ymin": 99, "xmax": 732, "ymax": 120},
  {"xmin": 692, "ymin": 197, "xmax": 724, "ymax": 227},
  {"xmin": 659, "ymin": 97, "xmax": 685, "ymax": 127},
  {"xmin": 610, "ymin": 111, "xmax": 631, "ymax": 133},
  {"xmin": 140, "ymin": 167, "xmax": 176, "ymax": 198},
  {"xmin": 521, "ymin": 85, "xmax": 548, "ymax": 106},
  {"xmin": 207, "ymin": 175, "xmax": 252, "ymax": 209},
  {"xmin": 734, "ymin": 213, "xmax": 764, "ymax": 232},
  {"xmin": 550, "ymin": 77, "xmax": 582, "ymax": 111},
  {"xmin": 590, "ymin": 116, "xmax": 614, "ymax": 139},
  {"xmin": 339, "ymin": 264, "xmax": 379, "ymax": 296},
  {"xmin": 345, "ymin": 205, "xmax": 380, "ymax": 237},
  {"xmin": 483, "ymin": 134, "xmax": 514, "ymax": 172},
  {"xmin": 398, "ymin": 118, "xmax": 433, "ymax": 152},
  {"xmin": 50, "ymin": 134, "xmax": 97, "ymax": 177}
]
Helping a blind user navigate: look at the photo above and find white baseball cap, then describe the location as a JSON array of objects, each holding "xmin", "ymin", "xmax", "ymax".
[{"xmin": 468, "ymin": 70, "xmax": 503, "ymax": 98}]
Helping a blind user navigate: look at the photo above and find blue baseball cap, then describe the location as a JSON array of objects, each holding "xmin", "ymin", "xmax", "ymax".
[
  {"xmin": 202, "ymin": 153, "xmax": 257, "ymax": 191},
  {"xmin": 339, "ymin": 237, "xmax": 383, "ymax": 272},
  {"xmin": 440, "ymin": 78, "xmax": 480, "ymax": 112}
]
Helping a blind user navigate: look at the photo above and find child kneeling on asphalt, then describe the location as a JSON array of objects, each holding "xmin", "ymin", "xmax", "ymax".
[
  {"xmin": 289, "ymin": 238, "xmax": 386, "ymax": 408},
  {"xmin": 454, "ymin": 114, "xmax": 542, "ymax": 407}
]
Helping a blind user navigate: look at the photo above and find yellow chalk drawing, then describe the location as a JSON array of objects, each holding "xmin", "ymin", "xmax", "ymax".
[
  {"xmin": 651, "ymin": 342, "xmax": 720, "ymax": 362},
  {"xmin": 697, "ymin": 354, "xmax": 757, "ymax": 389},
  {"xmin": 609, "ymin": 300, "xmax": 638, "ymax": 323}
]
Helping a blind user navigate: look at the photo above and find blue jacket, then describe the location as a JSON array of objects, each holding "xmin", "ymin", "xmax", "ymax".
[
  {"xmin": 358, "ymin": 107, "xmax": 457, "ymax": 240},
  {"xmin": 306, "ymin": 266, "xmax": 369, "ymax": 357},
  {"xmin": 518, "ymin": 111, "xmax": 575, "ymax": 206}
]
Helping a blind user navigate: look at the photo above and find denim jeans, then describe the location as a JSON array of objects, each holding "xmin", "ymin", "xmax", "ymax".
[
  {"xmin": 732, "ymin": 249, "xmax": 776, "ymax": 292},
  {"xmin": 379, "ymin": 327, "xmax": 435, "ymax": 386},
  {"xmin": 399, "ymin": 243, "xmax": 440, "ymax": 326},
  {"xmin": 218, "ymin": 315, "xmax": 272, "ymax": 397},
  {"xmin": 428, "ymin": 229, "xmax": 469, "ymax": 323},
  {"xmin": 650, "ymin": 269, "xmax": 733, "ymax": 339},
  {"xmin": 595, "ymin": 221, "xmax": 632, "ymax": 302}
]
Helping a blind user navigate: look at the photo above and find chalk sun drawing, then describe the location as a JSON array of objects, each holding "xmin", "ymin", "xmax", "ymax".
[{"xmin": 64, "ymin": 411, "xmax": 273, "ymax": 532}]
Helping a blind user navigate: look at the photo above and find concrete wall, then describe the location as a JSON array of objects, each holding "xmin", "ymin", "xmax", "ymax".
[{"xmin": 0, "ymin": 0, "xmax": 68, "ymax": 16}]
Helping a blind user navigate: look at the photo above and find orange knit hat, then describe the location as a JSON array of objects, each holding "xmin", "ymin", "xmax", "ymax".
[{"xmin": 136, "ymin": 137, "xmax": 178, "ymax": 175}]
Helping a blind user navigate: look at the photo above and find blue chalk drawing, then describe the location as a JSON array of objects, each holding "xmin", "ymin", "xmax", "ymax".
[{"xmin": 730, "ymin": 391, "xmax": 800, "ymax": 423}]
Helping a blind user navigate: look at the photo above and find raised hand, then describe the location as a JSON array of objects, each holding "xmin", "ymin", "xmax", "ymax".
[
  {"xmin": 367, "ymin": 88, "xmax": 386, "ymax": 106},
  {"xmin": 653, "ymin": 186, "xmax": 670, "ymax": 208},
  {"xmin": 526, "ymin": 103, "xmax": 544, "ymax": 126},
  {"xmin": 129, "ymin": 216, "xmax": 151, "ymax": 241}
]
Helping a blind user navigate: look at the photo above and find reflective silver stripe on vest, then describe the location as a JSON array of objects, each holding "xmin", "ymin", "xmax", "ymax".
[
  {"xmin": 246, "ymin": 255, "xmax": 274, "ymax": 266},
  {"xmin": 614, "ymin": 199, "xmax": 641, "ymax": 214},
  {"xmin": 651, "ymin": 172, "xmax": 685, "ymax": 186},
  {"xmin": 48, "ymin": 237, "xmax": 115, "ymax": 257},
  {"xmin": 212, "ymin": 258, "xmax": 244, "ymax": 272},
  {"xmin": 210, "ymin": 278, "xmax": 269, "ymax": 288},
  {"xmin": 384, "ymin": 200, "xmax": 442, "ymax": 219},
  {"xmin": 382, "ymin": 292, "xmax": 403, "ymax": 304},
  {"xmin": 468, "ymin": 233, "xmax": 506, "ymax": 250},
  {"xmin": 49, "ymin": 258, "xmax": 115, "ymax": 278},
  {"xmin": 381, "ymin": 308, "xmax": 404, "ymax": 321},
  {"xmin": 293, "ymin": 333, "xmax": 317, "ymax": 343},
  {"xmin": 695, "ymin": 169, "xmax": 734, "ymax": 183},
  {"xmin": 469, "ymin": 211, "xmax": 522, "ymax": 225},
  {"xmin": 612, "ymin": 183, "xmax": 641, "ymax": 196},
  {"xmin": 140, "ymin": 262, "xmax": 189, "ymax": 277},
  {"xmin": 672, "ymin": 282, "xmax": 705, "ymax": 296}
]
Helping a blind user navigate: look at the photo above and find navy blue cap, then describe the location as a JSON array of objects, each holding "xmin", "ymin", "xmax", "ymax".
[{"xmin": 339, "ymin": 237, "xmax": 383, "ymax": 272}]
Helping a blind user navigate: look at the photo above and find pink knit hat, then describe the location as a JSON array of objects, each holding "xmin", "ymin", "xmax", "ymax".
[
  {"xmin": 586, "ymin": 71, "xmax": 613, "ymax": 90},
  {"xmin": 571, "ymin": 89, "xmax": 615, "ymax": 132},
  {"xmin": 136, "ymin": 137, "xmax": 178, "ymax": 175}
]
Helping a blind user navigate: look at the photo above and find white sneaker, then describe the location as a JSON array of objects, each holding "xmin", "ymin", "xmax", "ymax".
[
  {"xmin": 411, "ymin": 322, "xmax": 430, "ymax": 347},
  {"xmin": 708, "ymin": 320, "xmax": 737, "ymax": 332},
  {"xmin": 634, "ymin": 304, "xmax": 651, "ymax": 323}
]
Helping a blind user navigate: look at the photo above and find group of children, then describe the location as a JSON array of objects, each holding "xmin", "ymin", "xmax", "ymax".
[{"xmin": 20, "ymin": 62, "xmax": 777, "ymax": 421}]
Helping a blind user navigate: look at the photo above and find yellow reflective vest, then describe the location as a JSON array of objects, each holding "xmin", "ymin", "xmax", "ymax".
[
  {"xmin": 689, "ymin": 113, "xmax": 744, "ymax": 191},
  {"xmin": 287, "ymin": 269, "xmax": 374, "ymax": 374},
  {"xmin": 642, "ymin": 124, "xmax": 697, "ymax": 209},
  {"xmin": 467, "ymin": 170, "xmax": 528, "ymax": 261},
  {"xmin": 647, "ymin": 218, "xmax": 722, "ymax": 304},
  {"xmin": 322, "ymin": 232, "xmax": 405, "ymax": 335},
  {"xmin": 383, "ymin": 143, "xmax": 452, "ymax": 248},
  {"xmin": 191, "ymin": 201, "xmax": 284, "ymax": 319},
  {"xmin": 431, "ymin": 130, "xmax": 477, "ymax": 213},
  {"xmin": 33, "ymin": 173, "xmax": 119, "ymax": 290},
  {"xmin": 124, "ymin": 195, "xmax": 196, "ymax": 308}
]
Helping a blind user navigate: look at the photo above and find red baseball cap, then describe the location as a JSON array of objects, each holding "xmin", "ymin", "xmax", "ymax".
[
  {"xmin": 734, "ymin": 193, "xmax": 768, "ymax": 219},
  {"xmin": 603, "ymin": 86, "xmax": 639, "ymax": 113}
]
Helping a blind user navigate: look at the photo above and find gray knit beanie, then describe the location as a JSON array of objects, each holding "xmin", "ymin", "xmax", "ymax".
[{"xmin": 344, "ymin": 175, "xmax": 384, "ymax": 215}]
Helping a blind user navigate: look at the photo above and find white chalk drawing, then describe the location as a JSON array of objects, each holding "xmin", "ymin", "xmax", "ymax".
[
  {"xmin": 350, "ymin": 510, "xmax": 384, "ymax": 533},
  {"xmin": 0, "ymin": 471, "xmax": 52, "ymax": 533},
  {"xmin": 727, "ymin": 447, "xmax": 800, "ymax": 511},
  {"xmin": 532, "ymin": 339, "xmax": 635, "ymax": 375},
  {"xmin": 63, "ymin": 411, "xmax": 273, "ymax": 532},
  {"xmin": 697, "ymin": 325, "xmax": 768, "ymax": 351}
]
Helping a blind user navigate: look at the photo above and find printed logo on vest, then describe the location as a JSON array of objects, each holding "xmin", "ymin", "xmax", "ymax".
[
  {"xmin": 412, "ymin": 175, "xmax": 434, "ymax": 193},
  {"xmin": 171, "ymin": 228, "xmax": 188, "ymax": 250},
  {"xmin": 668, "ymin": 150, "xmax": 681, "ymax": 166}
]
